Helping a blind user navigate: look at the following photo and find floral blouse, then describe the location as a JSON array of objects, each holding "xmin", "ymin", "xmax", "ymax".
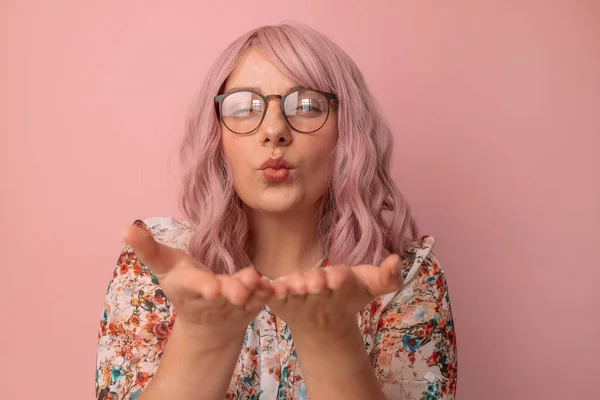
[{"xmin": 96, "ymin": 216, "xmax": 457, "ymax": 400}]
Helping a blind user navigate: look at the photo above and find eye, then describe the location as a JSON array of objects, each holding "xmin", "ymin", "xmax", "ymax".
[
  {"xmin": 222, "ymin": 93, "xmax": 264, "ymax": 117},
  {"xmin": 230, "ymin": 107, "xmax": 252, "ymax": 116},
  {"xmin": 297, "ymin": 101, "xmax": 321, "ymax": 112},
  {"xmin": 228, "ymin": 100, "xmax": 263, "ymax": 116}
]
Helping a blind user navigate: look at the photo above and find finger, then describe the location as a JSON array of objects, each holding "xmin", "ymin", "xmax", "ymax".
[
  {"xmin": 235, "ymin": 268, "xmax": 275, "ymax": 296},
  {"xmin": 352, "ymin": 254, "xmax": 403, "ymax": 296},
  {"xmin": 121, "ymin": 225, "xmax": 186, "ymax": 276},
  {"xmin": 235, "ymin": 267, "xmax": 261, "ymax": 290},
  {"xmin": 235, "ymin": 268, "xmax": 273, "ymax": 312},
  {"xmin": 218, "ymin": 275, "xmax": 252, "ymax": 306},
  {"xmin": 286, "ymin": 272, "xmax": 308, "ymax": 296},
  {"xmin": 271, "ymin": 279, "xmax": 290, "ymax": 300},
  {"xmin": 324, "ymin": 266, "xmax": 351, "ymax": 291},
  {"xmin": 256, "ymin": 278, "xmax": 275, "ymax": 294},
  {"xmin": 178, "ymin": 268, "xmax": 221, "ymax": 300},
  {"xmin": 378, "ymin": 254, "xmax": 403, "ymax": 290},
  {"xmin": 305, "ymin": 269, "xmax": 327, "ymax": 294},
  {"xmin": 242, "ymin": 284, "xmax": 273, "ymax": 312}
]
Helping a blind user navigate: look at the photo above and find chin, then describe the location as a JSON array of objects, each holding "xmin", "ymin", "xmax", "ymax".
[
  {"xmin": 255, "ymin": 195, "xmax": 303, "ymax": 214},
  {"xmin": 239, "ymin": 188, "xmax": 305, "ymax": 214}
]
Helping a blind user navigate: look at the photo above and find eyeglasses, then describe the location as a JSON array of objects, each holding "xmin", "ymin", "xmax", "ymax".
[{"xmin": 214, "ymin": 87, "xmax": 336, "ymax": 134}]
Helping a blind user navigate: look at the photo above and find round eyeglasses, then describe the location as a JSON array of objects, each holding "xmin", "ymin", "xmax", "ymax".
[{"xmin": 214, "ymin": 88, "xmax": 336, "ymax": 134}]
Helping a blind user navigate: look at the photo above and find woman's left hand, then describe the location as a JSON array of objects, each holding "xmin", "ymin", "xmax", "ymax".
[{"xmin": 267, "ymin": 254, "xmax": 404, "ymax": 338}]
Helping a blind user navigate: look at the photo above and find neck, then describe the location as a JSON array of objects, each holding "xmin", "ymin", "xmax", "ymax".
[{"xmin": 245, "ymin": 203, "xmax": 323, "ymax": 280}]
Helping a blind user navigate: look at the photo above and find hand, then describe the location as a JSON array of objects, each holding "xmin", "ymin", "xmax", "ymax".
[
  {"xmin": 121, "ymin": 225, "xmax": 274, "ymax": 342},
  {"xmin": 267, "ymin": 254, "xmax": 403, "ymax": 337}
]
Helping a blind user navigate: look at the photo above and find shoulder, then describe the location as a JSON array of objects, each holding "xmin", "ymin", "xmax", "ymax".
[
  {"xmin": 379, "ymin": 235, "xmax": 450, "ymax": 311},
  {"xmin": 97, "ymin": 217, "xmax": 190, "ymax": 398},
  {"xmin": 101, "ymin": 216, "xmax": 192, "ymax": 326},
  {"xmin": 132, "ymin": 216, "xmax": 194, "ymax": 253},
  {"xmin": 400, "ymin": 235, "xmax": 441, "ymax": 286},
  {"xmin": 366, "ymin": 237, "xmax": 458, "ymax": 399},
  {"xmin": 360, "ymin": 235, "xmax": 455, "ymax": 348},
  {"xmin": 106, "ymin": 216, "xmax": 193, "ymax": 291},
  {"xmin": 398, "ymin": 236, "xmax": 450, "ymax": 301}
]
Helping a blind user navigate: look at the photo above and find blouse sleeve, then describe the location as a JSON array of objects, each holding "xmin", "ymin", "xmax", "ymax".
[
  {"xmin": 369, "ymin": 244, "xmax": 458, "ymax": 400},
  {"xmin": 95, "ymin": 221, "xmax": 175, "ymax": 400}
]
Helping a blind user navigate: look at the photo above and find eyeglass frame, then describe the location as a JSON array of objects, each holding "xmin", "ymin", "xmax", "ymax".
[{"xmin": 214, "ymin": 87, "xmax": 337, "ymax": 134}]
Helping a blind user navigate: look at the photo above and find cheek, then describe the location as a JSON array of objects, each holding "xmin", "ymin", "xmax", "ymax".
[
  {"xmin": 303, "ymin": 137, "xmax": 336, "ymax": 192},
  {"xmin": 221, "ymin": 135, "xmax": 262, "ymax": 206},
  {"xmin": 311, "ymin": 158, "xmax": 333, "ymax": 190},
  {"xmin": 221, "ymin": 136, "xmax": 247, "ymax": 182}
]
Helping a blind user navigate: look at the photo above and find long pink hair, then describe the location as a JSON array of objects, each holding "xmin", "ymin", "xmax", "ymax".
[{"xmin": 179, "ymin": 22, "xmax": 418, "ymax": 274}]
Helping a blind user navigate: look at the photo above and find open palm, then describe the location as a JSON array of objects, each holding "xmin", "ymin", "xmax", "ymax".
[
  {"xmin": 122, "ymin": 225, "xmax": 274, "ymax": 338},
  {"xmin": 267, "ymin": 254, "xmax": 404, "ymax": 333}
]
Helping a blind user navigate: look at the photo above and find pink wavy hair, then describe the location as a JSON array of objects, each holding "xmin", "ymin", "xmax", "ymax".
[{"xmin": 178, "ymin": 21, "xmax": 418, "ymax": 274}]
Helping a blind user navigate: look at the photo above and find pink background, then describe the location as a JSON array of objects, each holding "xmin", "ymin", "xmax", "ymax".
[{"xmin": 1, "ymin": 1, "xmax": 598, "ymax": 399}]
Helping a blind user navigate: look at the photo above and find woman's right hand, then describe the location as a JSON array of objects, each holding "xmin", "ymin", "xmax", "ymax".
[{"xmin": 121, "ymin": 224, "xmax": 273, "ymax": 342}]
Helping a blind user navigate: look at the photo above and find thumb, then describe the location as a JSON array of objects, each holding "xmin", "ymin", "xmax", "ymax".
[
  {"xmin": 352, "ymin": 254, "xmax": 403, "ymax": 297},
  {"xmin": 377, "ymin": 254, "xmax": 404, "ymax": 293},
  {"xmin": 121, "ymin": 225, "xmax": 179, "ymax": 277}
]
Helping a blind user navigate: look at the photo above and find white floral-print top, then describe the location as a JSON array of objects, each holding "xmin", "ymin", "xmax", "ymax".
[{"xmin": 96, "ymin": 216, "xmax": 458, "ymax": 400}]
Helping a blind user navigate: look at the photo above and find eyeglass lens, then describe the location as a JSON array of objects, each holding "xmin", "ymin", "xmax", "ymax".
[{"xmin": 220, "ymin": 89, "xmax": 330, "ymax": 134}]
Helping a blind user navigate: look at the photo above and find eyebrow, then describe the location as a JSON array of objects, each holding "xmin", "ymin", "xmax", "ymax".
[{"xmin": 224, "ymin": 85, "xmax": 305, "ymax": 95}]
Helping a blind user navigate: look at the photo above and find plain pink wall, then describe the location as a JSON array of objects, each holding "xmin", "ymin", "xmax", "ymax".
[{"xmin": 1, "ymin": 1, "xmax": 598, "ymax": 399}]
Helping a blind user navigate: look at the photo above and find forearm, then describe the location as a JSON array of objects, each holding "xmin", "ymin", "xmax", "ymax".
[
  {"xmin": 138, "ymin": 320, "xmax": 244, "ymax": 400},
  {"xmin": 291, "ymin": 320, "xmax": 386, "ymax": 400}
]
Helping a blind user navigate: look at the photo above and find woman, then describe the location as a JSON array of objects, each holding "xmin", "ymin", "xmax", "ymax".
[{"xmin": 96, "ymin": 22, "xmax": 457, "ymax": 400}]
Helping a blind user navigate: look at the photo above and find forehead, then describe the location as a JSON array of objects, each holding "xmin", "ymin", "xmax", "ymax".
[{"xmin": 223, "ymin": 48, "xmax": 300, "ymax": 95}]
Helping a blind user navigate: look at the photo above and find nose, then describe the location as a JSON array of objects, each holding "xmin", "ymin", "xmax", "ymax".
[{"xmin": 258, "ymin": 97, "xmax": 292, "ymax": 147}]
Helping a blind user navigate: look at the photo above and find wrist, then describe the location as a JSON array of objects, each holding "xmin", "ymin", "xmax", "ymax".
[
  {"xmin": 173, "ymin": 319, "xmax": 247, "ymax": 352},
  {"xmin": 290, "ymin": 315, "xmax": 361, "ymax": 351},
  {"xmin": 147, "ymin": 318, "xmax": 246, "ymax": 400},
  {"xmin": 290, "ymin": 319, "xmax": 384, "ymax": 399}
]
